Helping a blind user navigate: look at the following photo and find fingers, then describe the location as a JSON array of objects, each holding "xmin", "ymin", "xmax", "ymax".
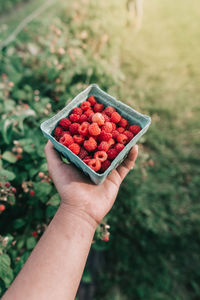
[
  {"xmin": 44, "ymin": 141, "xmax": 88, "ymax": 184},
  {"xmin": 44, "ymin": 141, "xmax": 64, "ymax": 176},
  {"xmin": 116, "ymin": 144, "xmax": 138, "ymax": 182}
]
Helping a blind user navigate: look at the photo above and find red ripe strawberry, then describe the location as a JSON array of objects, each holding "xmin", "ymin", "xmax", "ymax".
[
  {"xmin": 104, "ymin": 106, "xmax": 116, "ymax": 117},
  {"xmin": 116, "ymin": 133, "xmax": 128, "ymax": 144},
  {"xmin": 83, "ymin": 156, "xmax": 92, "ymax": 164},
  {"xmin": 16, "ymin": 154, "xmax": 22, "ymax": 160},
  {"xmin": 99, "ymin": 131, "xmax": 112, "ymax": 142},
  {"xmin": 89, "ymin": 123, "xmax": 101, "ymax": 136},
  {"xmin": 84, "ymin": 109, "xmax": 94, "ymax": 117},
  {"xmin": 73, "ymin": 135, "xmax": 84, "ymax": 145},
  {"xmin": 81, "ymin": 101, "xmax": 91, "ymax": 111},
  {"xmin": 63, "ymin": 130, "xmax": 70, "ymax": 135},
  {"xmin": 88, "ymin": 96, "xmax": 97, "ymax": 106},
  {"xmin": 110, "ymin": 122, "xmax": 116, "ymax": 131},
  {"xmin": 129, "ymin": 124, "xmax": 141, "ymax": 135},
  {"xmin": 72, "ymin": 107, "xmax": 83, "ymax": 115},
  {"xmin": 124, "ymin": 130, "xmax": 134, "ymax": 142},
  {"xmin": 59, "ymin": 133, "xmax": 74, "ymax": 147},
  {"xmin": 59, "ymin": 118, "xmax": 71, "ymax": 129},
  {"xmin": 110, "ymin": 112, "xmax": 121, "ymax": 123},
  {"xmin": 94, "ymin": 103, "xmax": 104, "ymax": 112},
  {"xmin": 98, "ymin": 141, "xmax": 110, "ymax": 152},
  {"xmin": 11, "ymin": 187, "xmax": 16, "ymax": 193},
  {"xmin": 117, "ymin": 127, "xmax": 125, "ymax": 133},
  {"xmin": 29, "ymin": 190, "xmax": 35, "ymax": 197},
  {"xmin": 87, "ymin": 112, "xmax": 95, "ymax": 123},
  {"xmin": 88, "ymin": 158, "xmax": 101, "ymax": 172},
  {"xmin": 112, "ymin": 130, "xmax": 120, "ymax": 139},
  {"xmin": 78, "ymin": 148, "xmax": 88, "ymax": 160},
  {"xmin": 112, "ymin": 130, "xmax": 120, "ymax": 140},
  {"xmin": 78, "ymin": 122, "xmax": 90, "ymax": 136},
  {"xmin": 79, "ymin": 114, "xmax": 88, "ymax": 123},
  {"xmin": 0, "ymin": 204, "xmax": 6, "ymax": 212},
  {"xmin": 107, "ymin": 138, "xmax": 115, "ymax": 148},
  {"xmin": 101, "ymin": 160, "xmax": 111, "ymax": 172},
  {"xmin": 115, "ymin": 143, "xmax": 125, "ymax": 153},
  {"xmin": 54, "ymin": 126, "xmax": 63, "ymax": 137},
  {"xmin": 92, "ymin": 113, "xmax": 105, "ymax": 125},
  {"xmin": 68, "ymin": 143, "xmax": 80, "ymax": 155},
  {"xmin": 69, "ymin": 113, "xmax": 80, "ymax": 122},
  {"xmin": 32, "ymin": 231, "xmax": 38, "ymax": 238},
  {"xmin": 102, "ymin": 113, "xmax": 110, "ymax": 122},
  {"xmin": 69, "ymin": 123, "xmax": 80, "ymax": 135},
  {"xmin": 5, "ymin": 182, "xmax": 10, "ymax": 188},
  {"xmin": 94, "ymin": 151, "xmax": 108, "ymax": 162},
  {"xmin": 101, "ymin": 122, "xmax": 112, "ymax": 133},
  {"xmin": 119, "ymin": 118, "xmax": 128, "ymax": 128},
  {"xmin": 102, "ymin": 235, "xmax": 109, "ymax": 242},
  {"xmin": 107, "ymin": 148, "xmax": 118, "ymax": 160},
  {"xmin": 84, "ymin": 137, "xmax": 97, "ymax": 152}
]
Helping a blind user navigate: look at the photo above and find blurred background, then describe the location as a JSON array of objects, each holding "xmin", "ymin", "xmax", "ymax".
[{"xmin": 0, "ymin": 0, "xmax": 200, "ymax": 299}]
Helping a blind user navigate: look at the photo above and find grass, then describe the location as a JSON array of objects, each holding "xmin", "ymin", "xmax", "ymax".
[
  {"xmin": 87, "ymin": 0, "xmax": 200, "ymax": 299},
  {"xmin": 102, "ymin": 0, "xmax": 200, "ymax": 299}
]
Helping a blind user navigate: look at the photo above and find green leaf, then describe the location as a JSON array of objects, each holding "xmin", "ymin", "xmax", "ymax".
[
  {"xmin": 23, "ymin": 144, "xmax": 35, "ymax": 154},
  {"xmin": 0, "ymin": 254, "xmax": 14, "ymax": 288},
  {"xmin": 4, "ymin": 99, "xmax": 15, "ymax": 112},
  {"xmin": 1, "ymin": 119, "xmax": 13, "ymax": 144},
  {"xmin": 12, "ymin": 89, "xmax": 26, "ymax": 100},
  {"xmin": 26, "ymin": 237, "xmax": 37, "ymax": 250},
  {"xmin": 15, "ymin": 251, "xmax": 30, "ymax": 274},
  {"xmin": 19, "ymin": 108, "xmax": 36, "ymax": 119},
  {"xmin": 47, "ymin": 194, "xmax": 60, "ymax": 206},
  {"xmin": 29, "ymin": 168, "xmax": 39, "ymax": 178},
  {"xmin": 2, "ymin": 151, "xmax": 17, "ymax": 163},
  {"xmin": 37, "ymin": 146, "xmax": 46, "ymax": 158},
  {"xmin": 0, "ymin": 254, "xmax": 11, "ymax": 267},
  {"xmin": 13, "ymin": 219, "xmax": 26, "ymax": 229},
  {"xmin": 82, "ymin": 269, "xmax": 92, "ymax": 283},
  {"xmin": 16, "ymin": 239, "xmax": 25, "ymax": 250},
  {"xmin": 40, "ymin": 163, "xmax": 48, "ymax": 172},
  {"xmin": 0, "ymin": 169, "xmax": 16, "ymax": 181},
  {"xmin": 34, "ymin": 182, "xmax": 52, "ymax": 202},
  {"xmin": 46, "ymin": 205, "xmax": 58, "ymax": 218}
]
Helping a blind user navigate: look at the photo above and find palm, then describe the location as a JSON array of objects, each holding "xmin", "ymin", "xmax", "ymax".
[{"xmin": 45, "ymin": 141, "xmax": 138, "ymax": 224}]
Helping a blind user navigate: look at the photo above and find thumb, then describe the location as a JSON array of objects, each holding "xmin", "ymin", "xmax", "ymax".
[
  {"xmin": 45, "ymin": 141, "xmax": 64, "ymax": 176},
  {"xmin": 116, "ymin": 145, "xmax": 138, "ymax": 182}
]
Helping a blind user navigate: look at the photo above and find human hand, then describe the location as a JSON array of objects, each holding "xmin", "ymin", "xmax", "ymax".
[{"xmin": 45, "ymin": 141, "xmax": 138, "ymax": 229}]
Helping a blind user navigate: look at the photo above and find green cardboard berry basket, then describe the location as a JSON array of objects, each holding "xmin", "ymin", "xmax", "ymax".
[{"xmin": 40, "ymin": 84, "xmax": 151, "ymax": 185}]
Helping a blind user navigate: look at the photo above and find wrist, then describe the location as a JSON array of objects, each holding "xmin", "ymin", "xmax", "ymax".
[{"xmin": 57, "ymin": 203, "xmax": 98, "ymax": 232}]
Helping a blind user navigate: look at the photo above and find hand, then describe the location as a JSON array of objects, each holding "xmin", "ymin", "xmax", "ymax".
[{"xmin": 45, "ymin": 141, "xmax": 138, "ymax": 228}]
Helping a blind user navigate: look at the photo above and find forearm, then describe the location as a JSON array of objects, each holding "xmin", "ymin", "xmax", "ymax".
[{"xmin": 3, "ymin": 205, "xmax": 96, "ymax": 300}]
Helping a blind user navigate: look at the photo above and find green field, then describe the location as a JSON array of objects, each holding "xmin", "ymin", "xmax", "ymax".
[{"xmin": 0, "ymin": 0, "xmax": 200, "ymax": 299}]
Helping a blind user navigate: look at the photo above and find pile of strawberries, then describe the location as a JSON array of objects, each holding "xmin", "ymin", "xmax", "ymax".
[{"xmin": 53, "ymin": 96, "xmax": 141, "ymax": 173}]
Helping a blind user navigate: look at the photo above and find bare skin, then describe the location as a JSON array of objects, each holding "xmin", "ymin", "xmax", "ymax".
[{"xmin": 3, "ymin": 141, "xmax": 138, "ymax": 300}]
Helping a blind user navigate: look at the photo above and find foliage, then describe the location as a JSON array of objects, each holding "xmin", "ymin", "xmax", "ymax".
[
  {"xmin": 0, "ymin": 0, "xmax": 200, "ymax": 299},
  {"xmin": 0, "ymin": 0, "xmax": 121, "ymax": 296},
  {"xmin": 0, "ymin": 0, "xmax": 29, "ymax": 15}
]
